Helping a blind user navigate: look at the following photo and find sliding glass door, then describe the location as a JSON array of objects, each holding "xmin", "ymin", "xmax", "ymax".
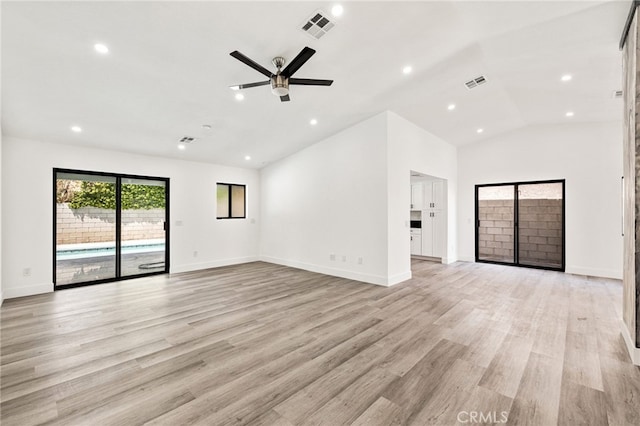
[
  {"xmin": 475, "ymin": 180, "xmax": 564, "ymax": 271},
  {"xmin": 54, "ymin": 169, "xmax": 169, "ymax": 288},
  {"xmin": 120, "ymin": 178, "xmax": 167, "ymax": 277},
  {"xmin": 55, "ymin": 172, "xmax": 117, "ymax": 285},
  {"xmin": 477, "ymin": 185, "xmax": 516, "ymax": 264},
  {"xmin": 517, "ymin": 182, "xmax": 564, "ymax": 269}
]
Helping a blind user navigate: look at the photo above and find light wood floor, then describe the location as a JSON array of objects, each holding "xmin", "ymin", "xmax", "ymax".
[{"xmin": 1, "ymin": 260, "xmax": 639, "ymax": 425}]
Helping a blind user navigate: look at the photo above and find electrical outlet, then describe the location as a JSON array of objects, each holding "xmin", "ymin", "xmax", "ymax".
[
  {"xmin": 341, "ymin": 255, "xmax": 347, "ymax": 262},
  {"xmin": 193, "ymin": 251, "xmax": 198, "ymax": 258},
  {"xmin": 357, "ymin": 257, "xmax": 363, "ymax": 265},
  {"xmin": 23, "ymin": 267, "xmax": 31, "ymax": 277},
  {"xmin": 329, "ymin": 253, "xmax": 336, "ymax": 261}
]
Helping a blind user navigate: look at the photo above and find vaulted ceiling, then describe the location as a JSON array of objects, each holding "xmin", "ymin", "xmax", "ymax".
[{"xmin": 1, "ymin": 1, "xmax": 628, "ymax": 169}]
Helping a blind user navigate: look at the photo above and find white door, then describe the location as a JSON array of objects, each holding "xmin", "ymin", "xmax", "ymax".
[
  {"xmin": 432, "ymin": 210, "xmax": 443, "ymax": 257},
  {"xmin": 432, "ymin": 180, "xmax": 444, "ymax": 210},
  {"xmin": 411, "ymin": 233, "xmax": 422, "ymax": 255},
  {"xmin": 422, "ymin": 212, "xmax": 433, "ymax": 256},
  {"xmin": 411, "ymin": 183, "xmax": 424, "ymax": 210}
]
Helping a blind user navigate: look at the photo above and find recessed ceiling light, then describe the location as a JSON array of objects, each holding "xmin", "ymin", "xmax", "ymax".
[
  {"xmin": 94, "ymin": 43, "xmax": 109, "ymax": 54},
  {"xmin": 202, "ymin": 124, "xmax": 212, "ymax": 130},
  {"xmin": 235, "ymin": 93, "xmax": 244, "ymax": 101},
  {"xmin": 566, "ymin": 111, "xmax": 574, "ymax": 117},
  {"xmin": 245, "ymin": 155, "xmax": 251, "ymax": 161},
  {"xmin": 447, "ymin": 104, "xmax": 456, "ymax": 111},
  {"xmin": 402, "ymin": 65, "xmax": 413, "ymax": 75},
  {"xmin": 71, "ymin": 125, "xmax": 82, "ymax": 133},
  {"xmin": 310, "ymin": 118, "xmax": 318, "ymax": 125},
  {"xmin": 476, "ymin": 128, "xmax": 484, "ymax": 134},
  {"xmin": 561, "ymin": 74, "xmax": 572, "ymax": 82},
  {"xmin": 331, "ymin": 4, "xmax": 344, "ymax": 17},
  {"xmin": 230, "ymin": 85, "xmax": 240, "ymax": 91},
  {"xmin": 178, "ymin": 144, "xmax": 186, "ymax": 150}
]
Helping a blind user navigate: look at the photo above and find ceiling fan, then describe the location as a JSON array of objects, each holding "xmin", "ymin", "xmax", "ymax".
[{"xmin": 229, "ymin": 46, "xmax": 333, "ymax": 102}]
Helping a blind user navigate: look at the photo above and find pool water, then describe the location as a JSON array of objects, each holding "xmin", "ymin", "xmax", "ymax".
[{"xmin": 57, "ymin": 242, "xmax": 165, "ymax": 260}]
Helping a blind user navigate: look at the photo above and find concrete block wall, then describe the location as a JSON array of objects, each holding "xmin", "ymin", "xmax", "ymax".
[
  {"xmin": 56, "ymin": 203, "xmax": 165, "ymax": 244},
  {"xmin": 518, "ymin": 199, "xmax": 562, "ymax": 266},
  {"xmin": 478, "ymin": 200, "xmax": 514, "ymax": 261},
  {"xmin": 477, "ymin": 199, "xmax": 562, "ymax": 266}
]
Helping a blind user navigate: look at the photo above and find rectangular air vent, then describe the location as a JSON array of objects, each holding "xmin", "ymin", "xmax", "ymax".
[
  {"xmin": 179, "ymin": 136, "xmax": 195, "ymax": 143},
  {"xmin": 301, "ymin": 10, "xmax": 335, "ymax": 39},
  {"xmin": 465, "ymin": 75, "xmax": 487, "ymax": 89},
  {"xmin": 613, "ymin": 90, "xmax": 623, "ymax": 99}
]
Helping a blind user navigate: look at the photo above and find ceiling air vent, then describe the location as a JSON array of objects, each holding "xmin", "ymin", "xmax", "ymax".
[
  {"xmin": 179, "ymin": 136, "xmax": 195, "ymax": 143},
  {"xmin": 613, "ymin": 90, "xmax": 623, "ymax": 99},
  {"xmin": 301, "ymin": 10, "xmax": 335, "ymax": 40},
  {"xmin": 465, "ymin": 75, "xmax": 487, "ymax": 90}
]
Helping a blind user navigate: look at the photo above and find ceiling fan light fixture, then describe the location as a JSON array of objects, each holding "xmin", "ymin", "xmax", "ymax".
[{"xmin": 271, "ymin": 75, "xmax": 289, "ymax": 97}]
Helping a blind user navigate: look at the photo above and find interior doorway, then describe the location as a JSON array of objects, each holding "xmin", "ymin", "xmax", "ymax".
[
  {"xmin": 410, "ymin": 171, "xmax": 447, "ymax": 264},
  {"xmin": 54, "ymin": 169, "xmax": 170, "ymax": 288}
]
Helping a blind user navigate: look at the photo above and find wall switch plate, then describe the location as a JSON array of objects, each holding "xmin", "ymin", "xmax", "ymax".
[
  {"xmin": 330, "ymin": 254, "xmax": 336, "ymax": 261},
  {"xmin": 23, "ymin": 267, "xmax": 31, "ymax": 277}
]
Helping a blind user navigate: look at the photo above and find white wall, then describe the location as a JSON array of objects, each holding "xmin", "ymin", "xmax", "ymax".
[
  {"xmin": 260, "ymin": 112, "xmax": 391, "ymax": 285},
  {"xmin": 0, "ymin": 131, "xmax": 3, "ymax": 305},
  {"xmin": 1, "ymin": 136, "xmax": 260, "ymax": 298},
  {"xmin": 457, "ymin": 122, "xmax": 623, "ymax": 279},
  {"xmin": 387, "ymin": 112, "xmax": 458, "ymax": 279},
  {"xmin": 260, "ymin": 111, "xmax": 459, "ymax": 286}
]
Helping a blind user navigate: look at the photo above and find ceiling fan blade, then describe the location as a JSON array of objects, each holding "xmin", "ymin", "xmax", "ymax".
[
  {"xmin": 281, "ymin": 47, "xmax": 316, "ymax": 78},
  {"xmin": 230, "ymin": 51, "xmax": 273, "ymax": 78},
  {"xmin": 289, "ymin": 78, "xmax": 333, "ymax": 86},
  {"xmin": 230, "ymin": 81, "xmax": 270, "ymax": 90},
  {"xmin": 280, "ymin": 94, "xmax": 290, "ymax": 102}
]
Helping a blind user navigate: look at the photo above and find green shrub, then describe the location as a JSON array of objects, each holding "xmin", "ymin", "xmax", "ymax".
[{"xmin": 68, "ymin": 182, "xmax": 165, "ymax": 210}]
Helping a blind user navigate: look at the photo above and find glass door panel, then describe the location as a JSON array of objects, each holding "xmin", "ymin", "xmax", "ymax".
[
  {"xmin": 475, "ymin": 180, "xmax": 564, "ymax": 271},
  {"xmin": 477, "ymin": 185, "xmax": 515, "ymax": 264},
  {"xmin": 517, "ymin": 182, "xmax": 564, "ymax": 269},
  {"xmin": 55, "ymin": 172, "xmax": 117, "ymax": 286},
  {"xmin": 120, "ymin": 178, "xmax": 167, "ymax": 277}
]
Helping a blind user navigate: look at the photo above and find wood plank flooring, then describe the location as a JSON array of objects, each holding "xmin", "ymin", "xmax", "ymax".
[{"xmin": 1, "ymin": 260, "xmax": 639, "ymax": 425}]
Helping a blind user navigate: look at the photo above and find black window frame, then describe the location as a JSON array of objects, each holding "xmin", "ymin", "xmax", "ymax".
[
  {"xmin": 216, "ymin": 182, "xmax": 246, "ymax": 219},
  {"xmin": 474, "ymin": 178, "xmax": 565, "ymax": 272},
  {"xmin": 53, "ymin": 168, "xmax": 170, "ymax": 290}
]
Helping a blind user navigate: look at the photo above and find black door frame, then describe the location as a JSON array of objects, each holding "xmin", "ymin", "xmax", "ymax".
[
  {"xmin": 475, "ymin": 179, "xmax": 565, "ymax": 272},
  {"xmin": 53, "ymin": 168, "xmax": 170, "ymax": 290}
]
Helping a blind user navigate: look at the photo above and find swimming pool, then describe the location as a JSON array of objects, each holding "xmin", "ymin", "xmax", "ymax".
[{"xmin": 56, "ymin": 240, "xmax": 165, "ymax": 260}]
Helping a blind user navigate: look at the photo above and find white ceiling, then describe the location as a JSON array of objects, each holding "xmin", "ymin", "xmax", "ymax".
[{"xmin": 1, "ymin": 1, "xmax": 628, "ymax": 169}]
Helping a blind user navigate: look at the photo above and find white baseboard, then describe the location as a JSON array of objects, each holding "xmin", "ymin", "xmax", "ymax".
[
  {"xmin": 565, "ymin": 266, "xmax": 622, "ymax": 280},
  {"xmin": 387, "ymin": 271, "xmax": 411, "ymax": 286},
  {"xmin": 457, "ymin": 255, "xmax": 475, "ymax": 262},
  {"xmin": 453, "ymin": 259, "xmax": 622, "ymax": 280},
  {"xmin": 170, "ymin": 256, "xmax": 259, "ymax": 274},
  {"xmin": 620, "ymin": 319, "xmax": 640, "ymax": 366},
  {"xmin": 260, "ymin": 255, "xmax": 408, "ymax": 287},
  {"xmin": 4, "ymin": 283, "xmax": 53, "ymax": 299}
]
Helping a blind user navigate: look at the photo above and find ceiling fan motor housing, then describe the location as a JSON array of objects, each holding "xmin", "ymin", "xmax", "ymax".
[{"xmin": 271, "ymin": 74, "xmax": 289, "ymax": 96}]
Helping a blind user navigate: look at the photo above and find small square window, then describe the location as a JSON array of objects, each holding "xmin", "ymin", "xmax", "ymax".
[{"xmin": 217, "ymin": 183, "xmax": 246, "ymax": 219}]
